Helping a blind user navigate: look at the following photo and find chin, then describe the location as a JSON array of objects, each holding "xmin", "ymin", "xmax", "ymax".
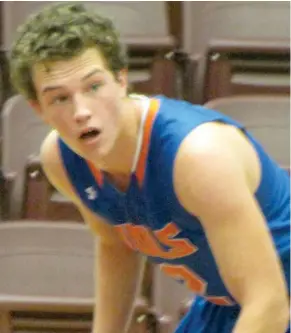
[
  {"xmin": 97, "ymin": 144, "xmax": 113, "ymax": 160},
  {"xmin": 76, "ymin": 136, "xmax": 117, "ymax": 165}
]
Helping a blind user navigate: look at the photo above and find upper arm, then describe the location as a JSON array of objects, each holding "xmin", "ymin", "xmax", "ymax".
[
  {"xmin": 174, "ymin": 123, "xmax": 288, "ymax": 306},
  {"xmin": 40, "ymin": 131, "xmax": 122, "ymax": 245}
]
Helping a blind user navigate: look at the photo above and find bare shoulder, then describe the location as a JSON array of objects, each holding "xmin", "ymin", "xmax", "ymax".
[
  {"xmin": 40, "ymin": 130, "xmax": 75, "ymax": 201},
  {"xmin": 40, "ymin": 131, "xmax": 121, "ymax": 242},
  {"xmin": 40, "ymin": 130, "xmax": 63, "ymax": 181},
  {"xmin": 173, "ymin": 122, "xmax": 261, "ymax": 213}
]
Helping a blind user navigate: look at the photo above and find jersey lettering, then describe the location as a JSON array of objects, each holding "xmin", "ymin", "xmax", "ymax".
[
  {"xmin": 161, "ymin": 264, "xmax": 207, "ymax": 294},
  {"xmin": 161, "ymin": 263, "xmax": 234, "ymax": 305},
  {"xmin": 115, "ymin": 222, "xmax": 195, "ymax": 259},
  {"xmin": 154, "ymin": 222, "xmax": 197, "ymax": 258},
  {"xmin": 115, "ymin": 222, "xmax": 234, "ymax": 305}
]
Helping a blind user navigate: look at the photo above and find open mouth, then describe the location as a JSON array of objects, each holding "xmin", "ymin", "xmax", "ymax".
[{"xmin": 79, "ymin": 128, "xmax": 101, "ymax": 141}]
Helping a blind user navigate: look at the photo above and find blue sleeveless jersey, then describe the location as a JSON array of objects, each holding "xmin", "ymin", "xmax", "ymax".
[{"xmin": 59, "ymin": 95, "xmax": 290, "ymax": 306}]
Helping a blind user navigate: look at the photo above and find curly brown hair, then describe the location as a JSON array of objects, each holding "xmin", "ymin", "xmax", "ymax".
[{"xmin": 9, "ymin": 2, "xmax": 128, "ymax": 100}]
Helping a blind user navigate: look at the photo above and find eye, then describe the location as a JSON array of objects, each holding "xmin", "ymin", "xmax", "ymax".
[
  {"xmin": 51, "ymin": 95, "xmax": 70, "ymax": 105},
  {"xmin": 88, "ymin": 82, "xmax": 102, "ymax": 93}
]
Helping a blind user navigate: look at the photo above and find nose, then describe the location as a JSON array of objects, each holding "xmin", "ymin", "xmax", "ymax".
[{"xmin": 73, "ymin": 97, "xmax": 92, "ymax": 124}]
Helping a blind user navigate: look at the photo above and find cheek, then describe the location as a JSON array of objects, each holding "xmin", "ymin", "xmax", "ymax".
[
  {"xmin": 103, "ymin": 101, "xmax": 121, "ymax": 126},
  {"xmin": 101, "ymin": 80, "xmax": 125, "ymax": 100},
  {"xmin": 43, "ymin": 108, "xmax": 72, "ymax": 131},
  {"xmin": 98, "ymin": 87, "xmax": 122, "ymax": 119}
]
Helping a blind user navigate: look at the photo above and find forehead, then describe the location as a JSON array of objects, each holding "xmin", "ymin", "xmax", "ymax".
[{"xmin": 32, "ymin": 47, "xmax": 107, "ymax": 87}]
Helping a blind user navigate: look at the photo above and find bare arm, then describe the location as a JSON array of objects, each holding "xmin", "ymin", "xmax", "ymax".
[
  {"xmin": 174, "ymin": 123, "xmax": 289, "ymax": 333},
  {"xmin": 40, "ymin": 130, "xmax": 145, "ymax": 333},
  {"xmin": 80, "ymin": 207, "xmax": 146, "ymax": 333}
]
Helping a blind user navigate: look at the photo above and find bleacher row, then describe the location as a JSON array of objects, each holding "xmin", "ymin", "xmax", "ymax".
[{"xmin": 0, "ymin": 2, "xmax": 289, "ymax": 333}]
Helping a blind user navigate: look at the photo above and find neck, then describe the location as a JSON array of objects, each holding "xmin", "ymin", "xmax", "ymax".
[{"xmin": 93, "ymin": 96, "xmax": 144, "ymax": 177}]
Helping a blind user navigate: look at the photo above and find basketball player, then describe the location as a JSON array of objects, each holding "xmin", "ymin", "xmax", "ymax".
[{"xmin": 9, "ymin": 3, "xmax": 290, "ymax": 333}]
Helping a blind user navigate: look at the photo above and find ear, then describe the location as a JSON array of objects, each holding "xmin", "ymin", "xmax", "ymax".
[
  {"xmin": 117, "ymin": 69, "xmax": 128, "ymax": 96},
  {"xmin": 28, "ymin": 100, "xmax": 42, "ymax": 116}
]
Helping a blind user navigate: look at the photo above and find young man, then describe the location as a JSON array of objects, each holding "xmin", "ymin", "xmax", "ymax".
[{"xmin": 9, "ymin": 3, "xmax": 290, "ymax": 333}]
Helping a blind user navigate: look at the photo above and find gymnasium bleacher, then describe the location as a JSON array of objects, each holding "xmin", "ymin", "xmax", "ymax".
[{"xmin": 0, "ymin": 2, "xmax": 289, "ymax": 332}]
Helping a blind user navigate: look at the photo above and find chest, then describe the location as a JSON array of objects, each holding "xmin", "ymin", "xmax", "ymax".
[
  {"xmin": 76, "ymin": 173, "xmax": 237, "ymax": 303},
  {"xmin": 84, "ymin": 174, "xmax": 170, "ymax": 229},
  {"xmin": 82, "ymin": 175, "xmax": 208, "ymax": 262}
]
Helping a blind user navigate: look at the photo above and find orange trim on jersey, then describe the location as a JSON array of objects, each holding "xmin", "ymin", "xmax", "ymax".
[
  {"xmin": 205, "ymin": 296, "xmax": 234, "ymax": 306},
  {"xmin": 87, "ymin": 161, "xmax": 104, "ymax": 187},
  {"xmin": 136, "ymin": 99, "xmax": 160, "ymax": 187}
]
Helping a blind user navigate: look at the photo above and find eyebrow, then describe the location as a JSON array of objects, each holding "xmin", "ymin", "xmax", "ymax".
[{"xmin": 41, "ymin": 69, "xmax": 104, "ymax": 95}]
